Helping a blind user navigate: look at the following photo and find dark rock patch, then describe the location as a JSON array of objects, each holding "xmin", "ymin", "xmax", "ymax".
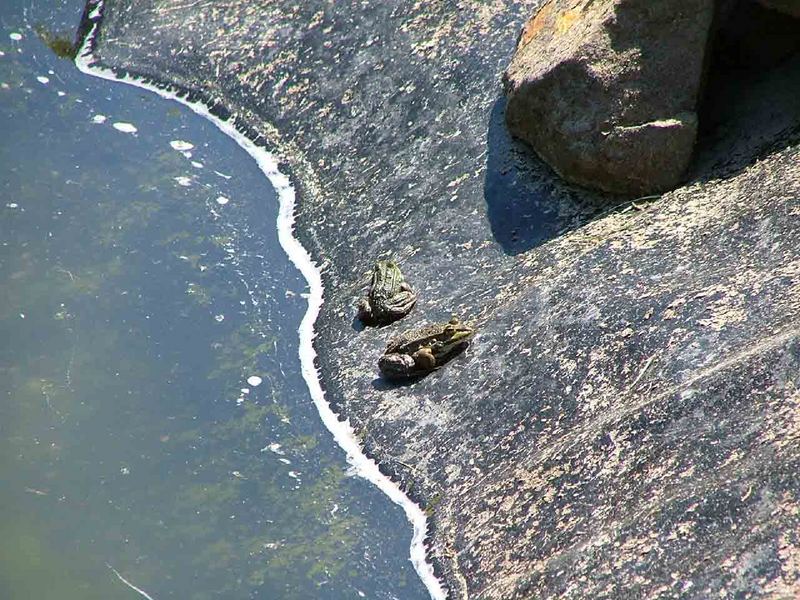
[
  {"xmin": 695, "ymin": 0, "xmax": 800, "ymax": 177},
  {"xmin": 758, "ymin": 0, "xmax": 800, "ymax": 17}
]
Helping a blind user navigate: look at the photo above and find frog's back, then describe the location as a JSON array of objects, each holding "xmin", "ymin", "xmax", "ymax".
[{"xmin": 386, "ymin": 323, "xmax": 444, "ymax": 354}]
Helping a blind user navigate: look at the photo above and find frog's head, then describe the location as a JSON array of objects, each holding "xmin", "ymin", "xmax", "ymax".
[
  {"xmin": 434, "ymin": 316, "xmax": 474, "ymax": 355},
  {"xmin": 373, "ymin": 259, "xmax": 402, "ymax": 288}
]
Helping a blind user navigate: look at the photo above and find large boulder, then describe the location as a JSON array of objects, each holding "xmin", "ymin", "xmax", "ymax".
[
  {"xmin": 503, "ymin": 0, "xmax": 715, "ymax": 195},
  {"xmin": 758, "ymin": 0, "xmax": 800, "ymax": 17}
]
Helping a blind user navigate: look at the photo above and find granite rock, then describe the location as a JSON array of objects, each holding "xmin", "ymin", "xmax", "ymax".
[{"xmin": 504, "ymin": 0, "xmax": 715, "ymax": 195}]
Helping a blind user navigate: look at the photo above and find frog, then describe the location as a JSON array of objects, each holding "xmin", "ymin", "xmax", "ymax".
[
  {"xmin": 356, "ymin": 259, "xmax": 417, "ymax": 326},
  {"xmin": 378, "ymin": 316, "xmax": 475, "ymax": 381}
]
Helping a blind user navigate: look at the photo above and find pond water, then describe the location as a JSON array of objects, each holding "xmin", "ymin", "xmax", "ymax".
[{"xmin": 0, "ymin": 1, "xmax": 429, "ymax": 598}]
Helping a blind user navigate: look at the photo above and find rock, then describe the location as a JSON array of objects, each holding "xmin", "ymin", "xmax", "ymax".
[
  {"xmin": 757, "ymin": 0, "xmax": 800, "ymax": 17},
  {"xmin": 503, "ymin": 0, "xmax": 715, "ymax": 195}
]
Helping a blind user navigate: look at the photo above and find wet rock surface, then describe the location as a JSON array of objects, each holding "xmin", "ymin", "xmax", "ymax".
[
  {"xmin": 82, "ymin": 0, "xmax": 800, "ymax": 597},
  {"xmin": 503, "ymin": 0, "xmax": 714, "ymax": 195}
]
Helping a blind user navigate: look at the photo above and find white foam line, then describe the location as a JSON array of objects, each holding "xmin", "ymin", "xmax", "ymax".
[
  {"xmin": 76, "ymin": 4, "xmax": 446, "ymax": 599},
  {"xmin": 106, "ymin": 563, "xmax": 157, "ymax": 600}
]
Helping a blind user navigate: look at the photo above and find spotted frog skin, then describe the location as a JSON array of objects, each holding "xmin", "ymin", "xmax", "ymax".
[
  {"xmin": 357, "ymin": 260, "xmax": 417, "ymax": 326},
  {"xmin": 378, "ymin": 316, "xmax": 474, "ymax": 381}
]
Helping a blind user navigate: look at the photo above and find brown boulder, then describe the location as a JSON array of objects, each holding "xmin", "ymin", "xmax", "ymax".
[{"xmin": 503, "ymin": 0, "xmax": 715, "ymax": 195}]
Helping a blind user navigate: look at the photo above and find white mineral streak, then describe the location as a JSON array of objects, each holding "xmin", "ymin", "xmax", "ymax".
[
  {"xmin": 76, "ymin": 6, "xmax": 446, "ymax": 598},
  {"xmin": 91, "ymin": 114, "xmax": 107, "ymax": 123}
]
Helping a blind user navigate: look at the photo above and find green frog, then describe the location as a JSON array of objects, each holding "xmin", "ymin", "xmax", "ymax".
[
  {"xmin": 357, "ymin": 260, "xmax": 417, "ymax": 326},
  {"xmin": 378, "ymin": 316, "xmax": 475, "ymax": 381}
]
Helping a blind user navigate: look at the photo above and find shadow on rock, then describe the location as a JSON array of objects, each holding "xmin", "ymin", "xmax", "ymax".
[
  {"xmin": 370, "ymin": 375, "xmax": 423, "ymax": 391},
  {"xmin": 692, "ymin": 0, "xmax": 800, "ymax": 182},
  {"xmin": 483, "ymin": 97, "xmax": 615, "ymax": 256},
  {"xmin": 351, "ymin": 314, "xmax": 366, "ymax": 332}
]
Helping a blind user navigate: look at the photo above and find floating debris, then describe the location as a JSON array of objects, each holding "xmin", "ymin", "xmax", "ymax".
[
  {"xmin": 262, "ymin": 442, "xmax": 284, "ymax": 455},
  {"xmin": 112, "ymin": 122, "xmax": 137, "ymax": 134},
  {"xmin": 169, "ymin": 139, "xmax": 194, "ymax": 151}
]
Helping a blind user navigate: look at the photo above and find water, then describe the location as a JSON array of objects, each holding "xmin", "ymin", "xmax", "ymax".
[{"xmin": 0, "ymin": 1, "xmax": 429, "ymax": 598}]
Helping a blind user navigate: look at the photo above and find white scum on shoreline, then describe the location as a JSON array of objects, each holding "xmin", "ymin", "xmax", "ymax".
[{"xmin": 75, "ymin": 3, "xmax": 447, "ymax": 599}]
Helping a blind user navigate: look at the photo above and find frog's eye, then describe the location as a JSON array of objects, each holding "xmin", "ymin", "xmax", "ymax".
[{"xmin": 448, "ymin": 315, "xmax": 459, "ymax": 325}]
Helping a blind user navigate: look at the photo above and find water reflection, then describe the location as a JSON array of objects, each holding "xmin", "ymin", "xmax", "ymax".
[{"xmin": 0, "ymin": 1, "xmax": 427, "ymax": 598}]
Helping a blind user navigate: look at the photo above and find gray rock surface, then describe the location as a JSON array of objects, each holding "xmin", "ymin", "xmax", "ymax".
[
  {"xmin": 503, "ymin": 0, "xmax": 714, "ymax": 195},
  {"xmin": 758, "ymin": 0, "xmax": 800, "ymax": 17},
  {"xmin": 80, "ymin": 0, "xmax": 800, "ymax": 597}
]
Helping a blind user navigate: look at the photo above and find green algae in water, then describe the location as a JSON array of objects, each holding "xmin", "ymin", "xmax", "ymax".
[
  {"xmin": 34, "ymin": 25, "xmax": 78, "ymax": 60},
  {"xmin": 0, "ymin": 2, "xmax": 429, "ymax": 598}
]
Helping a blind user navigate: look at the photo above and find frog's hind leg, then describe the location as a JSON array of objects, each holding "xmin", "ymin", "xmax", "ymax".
[
  {"xmin": 412, "ymin": 346, "xmax": 436, "ymax": 371},
  {"xmin": 384, "ymin": 290, "xmax": 417, "ymax": 321},
  {"xmin": 378, "ymin": 353, "xmax": 416, "ymax": 380}
]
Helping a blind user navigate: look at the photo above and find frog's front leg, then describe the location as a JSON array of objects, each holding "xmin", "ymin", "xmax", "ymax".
[{"xmin": 356, "ymin": 297, "xmax": 374, "ymax": 324}]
